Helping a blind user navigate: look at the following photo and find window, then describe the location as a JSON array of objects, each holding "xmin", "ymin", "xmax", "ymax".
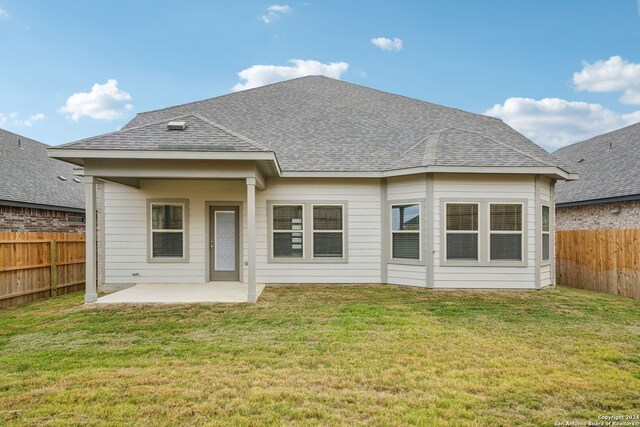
[
  {"xmin": 313, "ymin": 205, "xmax": 344, "ymax": 258},
  {"xmin": 542, "ymin": 205, "xmax": 550, "ymax": 261},
  {"xmin": 150, "ymin": 203, "xmax": 186, "ymax": 259},
  {"xmin": 446, "ymin": 203, "xmax": 479, "ymax": 261},
  {"xmin": 391, "ymin": 204, "xmax": 421, "ymax": 260},
  {"xmin": 272, "ymin": 205, "xmax": 304, "ymax": 258},
  {"xmin": 489, "ymin": 204, "xmax": 523, "ymax": 261}
]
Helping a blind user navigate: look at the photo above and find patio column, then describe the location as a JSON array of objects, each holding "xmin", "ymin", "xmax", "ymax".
[
  {"xmin": 84, "ymin": 176, "xmax": 97, "ymax": 303},
  {"xmin": 246, "ymin": 177, "xmax": 257, "ymax": 302}
]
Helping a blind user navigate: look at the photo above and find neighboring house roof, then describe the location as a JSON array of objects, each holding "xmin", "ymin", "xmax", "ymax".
[
  {"xmin": 54, "ymin": 76, "xmax": 573, "ymax": 175},
  {"xmin": 0, "ymin": 128, "xmax": 84, "ymax": 211},
  {"xmin": 554, "ymin": 122, "xmax": 640, "ymax": 206}
]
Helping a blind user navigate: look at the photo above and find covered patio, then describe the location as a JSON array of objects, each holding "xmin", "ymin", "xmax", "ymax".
[{"xmin": 95, "ymin": 283, "xmax": 266, "ymax": 304}]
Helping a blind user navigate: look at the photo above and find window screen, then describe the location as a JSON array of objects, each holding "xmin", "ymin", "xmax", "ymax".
[
  {"xmin": 490, "ymin": 234, "xmax": 522, "ymax": 261},
  {"xmin": 446, "ymin": 233, "xmax": 478, "ymax": 260},
  {"xmin": 446, "ymin": 203, "xmax": 479, "ymax": 261},
  {"xmin": 391, "ymin": 204, "xmax": 421, "ymax": 260},
  {"xmin": 542, "ymin": 205, "xmax": 550, "ymax": 261},
  {"xmin": 273, "ymin": 205, "xmax": 304, "ymax": 258},
  {"xmin": 490, "ymin": 204, "xmax": 523, "ymax": 261},
  {"xmin": 542, "ymin": 233, "xmax": 550, "ymax": 261},
  {"xmin": 447, "ymin": 204, "xmax": 478, "ymax": 231},
  {"xmin": 313, "ymin": 205, "xmax": 344, "ymax": 258},
  {"xmin": 151, "ymin": 203, "xmax": 185, "ymax": 258}
]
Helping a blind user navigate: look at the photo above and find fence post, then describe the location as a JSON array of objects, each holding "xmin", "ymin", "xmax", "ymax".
[{"xmin": 50, "ymin": 239, "xmax": 58, "ymax": 297}]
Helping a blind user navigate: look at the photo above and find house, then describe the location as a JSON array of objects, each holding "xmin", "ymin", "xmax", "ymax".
[
  {"xmin": 554, "ymin": 122, "xmax": 640, "ymax": 230},
  {"xmin": 49, "ymin": 76, "xmax": 576, "ymax": 303},
  {"xmin": 0, "ymin": 128, "xmax": 85, "ymax": 232}
]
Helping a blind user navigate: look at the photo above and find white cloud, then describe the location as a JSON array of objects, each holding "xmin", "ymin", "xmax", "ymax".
[
  {"xmin": 20, "ymin": 113, "xmax": 47, "ymax": 127},
  {"xmin": 573, "ymin": 56, "xmax": 640, "ymax": 105},
  {"xmin": 232, "ymin": 59, "xmax": 349, "ymax": 91},
  {"xmin": 1, "ymin": 112, "xmax": 48, "ymax": 127},
  {"xmin": 371, "ymin": 37, "xmax": 403, "ymax": 52},
  {"xmin": 485, "ymin": 97, "xmax": 640, "ymax": 149},
  {"xmin": 261, "ymin": 4, "xmax": 291, "ymax": 23},
  {"xmin": 0, "ymin": 9, "xmax": 8, "ymax": 18},
  {"xmin": 59, "ymin": 79, "xmax": 133, "ymax": 121}
]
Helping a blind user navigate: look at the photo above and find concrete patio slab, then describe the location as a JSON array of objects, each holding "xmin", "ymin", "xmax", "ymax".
[{"xmin": 95, "ymin": 282, "xmax": 265, "ymax": 304}]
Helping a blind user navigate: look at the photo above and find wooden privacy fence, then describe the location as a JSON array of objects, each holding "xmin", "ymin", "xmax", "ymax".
[
  {"xmin": 556, "ymin": 229, "xmax": 640, "ymax": 300},
  {"xmin": 0, "ymin": 232, "xmax": 86, "ymax": 308}
]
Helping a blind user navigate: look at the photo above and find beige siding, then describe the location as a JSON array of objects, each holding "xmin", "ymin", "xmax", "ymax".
[
  {"xmin": 256, "ymin": 178, "xmax": 382, "ymax": 283},
  {"xmin": 386, "ymin": 175, "xmax": 427, "ymax": 287},
  {"xmin": 103, "ymin": 179, "xmax": 248, "ymax": 286},
  {"xmin": 433, "ymin": 174, "xmax": 536, "ymax": 288},
  {"xmin": 540, "ymin": 177, "xmax": 552, "ymax": 287},
  {"xmin": 101, "ymin": 173, "xmax": 545, "ymax": 290}
]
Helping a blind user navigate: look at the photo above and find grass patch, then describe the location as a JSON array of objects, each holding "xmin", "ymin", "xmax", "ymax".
[{"xmin": 0, "ymin": 285, "xmax": 638, "ymax": 426}]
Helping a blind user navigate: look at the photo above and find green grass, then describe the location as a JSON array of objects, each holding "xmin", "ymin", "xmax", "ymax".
[{"xmin": 0, "ymin": 285, "xmax": 638, "ymax": 426}]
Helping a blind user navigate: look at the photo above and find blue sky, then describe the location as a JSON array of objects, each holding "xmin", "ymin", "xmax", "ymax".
[{"xmin": 1, "ymin": 0, "xmax": 639, "ymax": 150}]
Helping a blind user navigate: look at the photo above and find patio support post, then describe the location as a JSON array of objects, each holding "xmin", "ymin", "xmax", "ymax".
[
  {"xmin": 246, "ymin": 177, "xmax": 257, "ymax": 302},
  {"xmin": 84, "ymin": 176, "xmax": 98, "ymax": 303}
]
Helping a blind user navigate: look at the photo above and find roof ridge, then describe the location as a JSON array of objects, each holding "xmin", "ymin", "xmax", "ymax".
[
  {"xmin": 395, "ymin": 128, "xmax": 448, "ymax": 160},
  {"xmin": 553, "ymin": 120, "xmax": 640, "ymax": 155},
  {"xmin": 129, "ymin": 76, "xmax": 504, "ymax": 130},
  {"xmin": 131, "ymin": 75, "xmax": 324, "ymax": 123},
  {"xmin": 446, "ymin": 126, "xmax": 555, "ymax": 167},
  {"xmin": 422, "ymin": 131, "xmax": 441, "ymax": 166}
]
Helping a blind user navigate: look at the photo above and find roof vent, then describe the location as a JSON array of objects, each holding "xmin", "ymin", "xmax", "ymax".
[
  {"xmin": 577, "ymin": 158, "xmax": 584, "ymax": 163},
  {"xmin": 608, "ymin": 142, "xmax": 613, "ymax": 150},
  {"xmin": 57, "ymin": 175, "xmax": 67, "ymax": 181},
  {"xmin": 73, "ymin": 178, "xmax": 82, "ymax": 183},
  {"xmin": 167, "ymin": 121, "xmax": 187, "ymax": 130}
]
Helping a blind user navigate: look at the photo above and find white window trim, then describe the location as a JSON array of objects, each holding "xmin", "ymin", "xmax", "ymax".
[
  {"xmin": 267, "ymin": 200, "xmax": 349, "ymax": 263},
  {"xmin": 147, "ymin": 199, "xmax": 189, "ymax": 263},
  {"xmin": 541, "ymin": 204, "xmax": 551, "ymax": 264},
  {"xmin": 311, "ymin": 204, "xmax": 345, "ymax": 259},
  {"xmin": 389, "ymin": 202, "xmax": 424, "ymax": 265},
  {"xmin": 443, "ymin": 202, "xmax": 480, "ymax": 265},
  {"xmin": 488, "ymin": 202, "xmax": 525, "ymax": 263},
  {"xmin": 440, "ymin": 198, "xmax": 529, "ymax": 268},
  {"xmin": 271, "ymin": 203, "xmax": 305, "ymax": 260}
]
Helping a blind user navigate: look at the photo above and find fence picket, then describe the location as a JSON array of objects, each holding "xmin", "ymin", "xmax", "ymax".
[{"xmin": 556, "ymin": 229, "xmax": 640, "ymax": 300}]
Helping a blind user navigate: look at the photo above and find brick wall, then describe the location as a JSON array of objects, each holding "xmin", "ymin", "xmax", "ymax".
[
  {"xmin": 556, "ymin": 200, "xmax": 640, "ymax": 230},
  {"xmin": 0, "ymin": 205, "xmax": 85, "ymax": 233}
]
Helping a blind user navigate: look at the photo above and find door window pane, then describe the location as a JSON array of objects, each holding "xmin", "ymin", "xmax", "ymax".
[{"xmin": 215, "ymin": 211, "xmax": 236, "ymax": 271}]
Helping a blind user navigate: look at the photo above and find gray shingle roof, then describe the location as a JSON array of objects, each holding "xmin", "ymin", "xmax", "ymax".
[
  {"xmin": 58, "ymin": 76, "xmax": 572, "ymax": 174},
  {"xmin": 0, "ymin": 128, "xmax": 84, "ymax": 210},
  {"xmin": 554, "ymin": 122, "xmax": 640, "ymax": 205},
  {"xmin": 57, "ymin": 114, "xmax": 268, "ymax": 152}
]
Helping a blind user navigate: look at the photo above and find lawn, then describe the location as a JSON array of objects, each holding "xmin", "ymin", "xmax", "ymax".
[{"xmin": 0, "ymin": 286, "xmax": 638, "ymax": 426}]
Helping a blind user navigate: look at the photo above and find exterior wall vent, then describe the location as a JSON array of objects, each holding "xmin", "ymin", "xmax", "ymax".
[{"xmin": 167, "ymin": 121, "xmax": 187, "ymax": 130}]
